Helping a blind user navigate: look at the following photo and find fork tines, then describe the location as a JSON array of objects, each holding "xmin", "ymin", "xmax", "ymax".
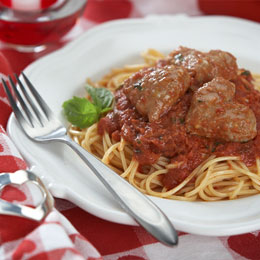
[{"xmin": 2, "ymin": 73, "xmax": 51, "ymax": 128}]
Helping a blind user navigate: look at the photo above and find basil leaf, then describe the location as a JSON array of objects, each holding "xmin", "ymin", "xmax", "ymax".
[
  {"xmin": 63, "ymin": 85, "xmax": 114, "ymax": 129},
  {"xmin": 62, "ymin": 96, "xmax": 99, "ymax": 128},
  {"xmin": 85, "ymin": 84, "xmax": 114, "ymax": 110},
  {"xmin": 101, "ymin": 107, "xmax": 112, "ymax": 114}
]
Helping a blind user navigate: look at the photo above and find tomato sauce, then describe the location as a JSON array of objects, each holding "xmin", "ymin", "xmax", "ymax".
[{"xmin": 98, "ymin": 73, "xmax": 260, "ymax": 189}]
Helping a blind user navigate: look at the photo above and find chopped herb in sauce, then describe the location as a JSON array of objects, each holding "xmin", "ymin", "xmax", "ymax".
[
  {"xmin": 133, "ymin": 82, "xmax": 142, "ymax": 91},
  {"xmin": 171, "ymin": 117, "xmax": 177, "ymax": 123},
  {"xmin": 179, "ymin": 118, "xmax": 185, "ymax": 124},
  {"xmin": 211, "ymin": 141, "xmax": 222, "ymax": 152},
  {"xmin": 241, "ymin": 70, "xmax": 250, "ymax": 76},
  {"xmin": 174, "ymin": 53, "xmax": 184, "ymax": 62},
  {"xmin": 205, "ymin": 144, "xmax": 209, "ymax": 150}
]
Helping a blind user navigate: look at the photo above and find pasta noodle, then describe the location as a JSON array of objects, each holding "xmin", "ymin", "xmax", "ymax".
[{"xmin": 69, "ymin": 49, "xmax": 260, "ymax": 201}]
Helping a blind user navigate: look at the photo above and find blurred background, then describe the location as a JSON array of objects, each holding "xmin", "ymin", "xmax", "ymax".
[{"xmin": 0, "ymin": 0, "xmax": 259, "ymax": 74}]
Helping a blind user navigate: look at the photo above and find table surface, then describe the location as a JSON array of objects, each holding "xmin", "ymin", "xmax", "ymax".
[{"xmin": 1, "ymin": 1, "xmax": 260, "ymax": 259}]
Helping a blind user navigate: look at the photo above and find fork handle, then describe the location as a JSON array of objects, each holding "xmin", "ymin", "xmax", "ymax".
[{"xmin": 60, "ymin": 135, "xmax": 178, "ymax": 246}]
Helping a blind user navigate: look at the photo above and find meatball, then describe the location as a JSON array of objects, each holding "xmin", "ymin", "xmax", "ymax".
[
  {"xmin": 123, "ymin": 65, "xmax": 191, "ymax": 122},
  {"xmin": 185, "ymin": 77, "xmax": 257, "ymax": 142},
  {"xmin": 162, "ymin": 46, "xmax": 238, "ymax": 88}
]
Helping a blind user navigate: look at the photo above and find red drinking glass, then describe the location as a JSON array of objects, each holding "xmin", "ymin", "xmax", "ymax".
[{"xmin": 0, "ymin": 0, "xmax": 87, "ymax": 47}]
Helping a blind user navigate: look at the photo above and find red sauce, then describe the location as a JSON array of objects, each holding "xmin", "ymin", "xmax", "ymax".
[{"xmin": 98, "ymin": 72, "xmax": 260, "ymax": 189}]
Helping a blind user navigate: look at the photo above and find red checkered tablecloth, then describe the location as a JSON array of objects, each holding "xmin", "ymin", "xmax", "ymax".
[{"xmin": 1, "ymin": 1, "xmax": 260, "ymax": 259}]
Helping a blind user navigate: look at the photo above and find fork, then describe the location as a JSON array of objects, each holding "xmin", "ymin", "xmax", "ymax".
[{"xmin": 2, "ymin": 72, "xmax": 178, "ymax": 246}]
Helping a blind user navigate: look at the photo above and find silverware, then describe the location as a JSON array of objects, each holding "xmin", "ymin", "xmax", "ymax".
[
  {"xmin": 0, "ymin": 170, "xmax": 54, "ymax": 221},
  {"xmin": 2, "ymin": 73, "xmax": 178, "ymax": 246}
]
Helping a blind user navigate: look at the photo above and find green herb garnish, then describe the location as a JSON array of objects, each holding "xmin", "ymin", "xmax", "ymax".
[
  {"xmin": 211, "ymin": 141, "xmax": 222, "ymax": 152},
  {"xmin": 179, "ymin": 118, "xmax": 185, "ymax": 124},
  {"xmin": 62, "ymin": 84, "xmax": 114, "ymax": 128},
  {"xmin": 85, "ymin": 84, "xmax": 114, "ymax": 113},
  {"xmin": 171, "ymin": 117, "xmax": 177, "ymax": 124},
  {"xmin": 211, "ymin": 147, "xmax": 216, "ymax": 153},
  {"xmin": 174, "ymin": 53, "xmax": 184, "ymax": 62},
  {"xmin": 62, "ymin": 97, "xmax": 99, "ymax": 128},
  {"xmin": 133, "ymin": 82, "xmax": 142, "ymax": 91},
  {"xmin": 241, "ymin": 70, "xmax": 250, "ymax": 76}
]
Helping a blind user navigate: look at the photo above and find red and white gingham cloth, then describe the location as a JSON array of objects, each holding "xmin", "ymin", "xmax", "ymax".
[
  {"xmin": 0, "ymin": 52, "xmax": 102, "ymax": 258},
  {"xmin": 1, "ymin": 1, "xmax": 260, "ymax": 259}
]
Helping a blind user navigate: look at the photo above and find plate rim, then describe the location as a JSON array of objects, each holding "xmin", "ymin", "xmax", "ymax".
[{"xmin": 7, "ymin": 14, "xmax": 260, "ymax": 236}]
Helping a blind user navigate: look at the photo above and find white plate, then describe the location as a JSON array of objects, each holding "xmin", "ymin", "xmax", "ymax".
[{"xmin": 7, "ymin": 15, "xmax": 260, "ymax": 236}]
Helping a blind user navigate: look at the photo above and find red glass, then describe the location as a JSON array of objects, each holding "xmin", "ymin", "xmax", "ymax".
[
  {"xmin": 0, "ymin": 0, "xmax": 58, "ymax": 11},
  {"xmin": 0, "ymin": 0, "xmax": 87, "ymax": 46}
]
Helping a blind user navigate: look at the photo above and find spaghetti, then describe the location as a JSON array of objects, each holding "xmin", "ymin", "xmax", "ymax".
[{"xmin": 68, "ymin": 49, "xmax": 260, "ymax": 201}]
